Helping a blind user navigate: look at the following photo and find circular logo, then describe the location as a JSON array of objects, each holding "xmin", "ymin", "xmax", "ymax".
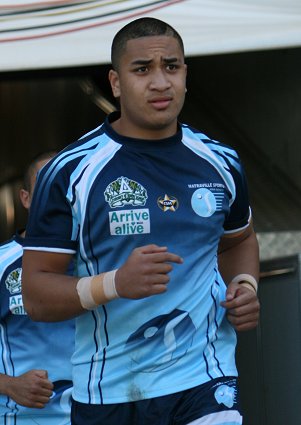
[{"xmin": 191, "ymin": 188, "xmax": 216, "ymax": 217}]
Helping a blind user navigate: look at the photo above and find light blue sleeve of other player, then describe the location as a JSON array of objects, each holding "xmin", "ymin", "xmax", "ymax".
[{"xmin": 0, "ymin": 236, "xmax": 75, "ymax": 424}]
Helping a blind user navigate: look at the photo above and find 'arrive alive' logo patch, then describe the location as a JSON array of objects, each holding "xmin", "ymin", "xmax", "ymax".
[
  {"xmin": 5, "ymin": 268, "xmax": 26, "ymax": 315},
  {"xmin": 105, "ymin": 177, "xmax": 150, "ymax": 236}
]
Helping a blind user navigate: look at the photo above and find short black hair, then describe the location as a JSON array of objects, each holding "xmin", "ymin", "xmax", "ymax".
[
  {"xmin": 111, "ymin": 17, "xmax": 185, "ymax": 70},
  {"xmin": 23, "ymin": 150, "xmax": 57, "ymax": 192}
]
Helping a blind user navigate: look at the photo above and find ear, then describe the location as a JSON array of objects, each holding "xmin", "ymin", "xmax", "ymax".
[
  {"xmin": 108, "ymin": 69, "xmax": 121, "ymax": 98},
  {"xmin": 19, "ymin": 189, "xmax": 30, "ymax": 210}
]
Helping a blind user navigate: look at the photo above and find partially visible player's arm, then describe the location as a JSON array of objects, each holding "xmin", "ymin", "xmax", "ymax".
[
  {"xmin": 218, "ymin": 221, "xmax": 260, "ymax": 331},
  {"xmin": 218, "ymin": 221, "xmax": 259, "ymax": 284},
  {"xmin": 0, "ymin": 370, "xmax": 53, "ymax": 408},
  {"xmin": 22, "ymin": 245, "xmax": 183, "ymax": 322}
]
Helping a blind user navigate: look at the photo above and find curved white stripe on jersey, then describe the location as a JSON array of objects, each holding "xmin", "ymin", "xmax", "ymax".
[
  {"xmin": 78, "ymin": 124, "xmax": 103, "ymax": 140},
  {"xmin": 182, "ymin": 130, "xmax": 236, "ymax": 206},
  {"xmin": 23, "ymin": 246, "xmax": 76, "ymax": 254},
  {"xmin": 67, "ymin": 136, "xmax": 122, "ymax": 275},
  {"xmin": 223, "ymin": 207, "xmax": 252, "ymax": 235},
  {"xmin": 205, "ymin": 140, "xmax": 239, "ymax": 158},
  {"xmin": 186, "ymin": 409, "xmax": 242, "ymax": 425},
  {"xmin": 35, "ymin": 130, "xmax": 105, "ymax": 209},
  {"xmin": 67, "ymin": 134, "xmax": 119, "ymax": 240},
  {"xmin": 202, "ymin": 140, "xmax": 241, "ymax": 173},
  {"xmin": 181, "ymin": 128, "xmax": 241, "ymax": 170}
]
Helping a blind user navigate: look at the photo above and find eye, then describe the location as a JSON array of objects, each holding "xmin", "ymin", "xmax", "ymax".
[
  {"xmin": 166, "ymin": 64, "xmax": 178, "ymax": 71},
  {"xmin": 135, "ymin": 66, "xmax": 148, "ymax": 73}
]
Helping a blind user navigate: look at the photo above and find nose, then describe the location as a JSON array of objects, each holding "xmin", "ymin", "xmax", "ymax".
[{"xmin": 149, "ymin": 68, "xmax": 171, "ymax": 91}]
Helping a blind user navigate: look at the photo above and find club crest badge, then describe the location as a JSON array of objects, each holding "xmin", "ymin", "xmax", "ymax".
[
  {"xmin": 5, "ymin": 268, "xmax": 22, "ymax": 294},
  {"xmin": 104, "ymin": 176, "xmax": 148, "ymax": 208},
  {"xmin": 6, "ymin": 268, "xmax": 26, "ymax": 315}
]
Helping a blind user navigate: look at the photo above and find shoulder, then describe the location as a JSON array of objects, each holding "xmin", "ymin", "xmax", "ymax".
[
  {"xmin": 181, "ymin": 123, "xmax": 244, "ymax": 182},
  {"xmin": 37, "ymin": 124, "xmax": 112, "ymax": 184},
  {"xmin": 181, "ymin": 123, "xmax": 240, "ymax": 168}
]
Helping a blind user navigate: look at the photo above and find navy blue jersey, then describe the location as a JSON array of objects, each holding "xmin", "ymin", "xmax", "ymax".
[
  {"xmin": 24, "ymin": 112, "xmax": 251, "ymax": 404},
  {"xmin": 0, "ymin": 233, "xmax": 75, "ymax": 423}
]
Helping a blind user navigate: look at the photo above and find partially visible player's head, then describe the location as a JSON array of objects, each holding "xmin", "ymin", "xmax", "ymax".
[{"xmin": 20, "ymin": 150, "xmax": 57, "ymax": 209}]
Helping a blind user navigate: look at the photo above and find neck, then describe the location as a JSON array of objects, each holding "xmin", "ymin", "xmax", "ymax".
[{"xmin": 111, "ymin": 117, "xmax": 178, "ymax": 140}]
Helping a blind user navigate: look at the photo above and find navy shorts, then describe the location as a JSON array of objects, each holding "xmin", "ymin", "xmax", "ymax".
[{"xmin": 71, "ymin": 376, "xmax": 242, "ymax": 425}]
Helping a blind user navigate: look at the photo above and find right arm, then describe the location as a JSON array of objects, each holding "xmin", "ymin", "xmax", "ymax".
[
  {"xmin": 0, "ymin": 370, "xmax": 53, "ymax": 408},
  {"xmin": 22, "ymin": 250, "xmax": 83, "ymax": 322},
  {"xmin": 22, "ymin": 244, "xmax": 183, "ymax": 322}
]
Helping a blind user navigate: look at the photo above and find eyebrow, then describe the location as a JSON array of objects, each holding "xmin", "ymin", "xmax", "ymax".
[{"xmin": 130, "ymin": 57, "xmax": 180, "ymax": 66}]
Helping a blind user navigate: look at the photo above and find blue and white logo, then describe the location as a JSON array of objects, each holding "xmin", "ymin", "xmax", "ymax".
[
  {"xmin": 125, "ymin": 309, "xmax": 195, "ymax": 372},
  {"xmin": 214, "ymin": 384, "xmax": 235, "ymax": 408},
  {"xmin": 191, "ymin": 188, "xmax": 216, "ymax": 217}
]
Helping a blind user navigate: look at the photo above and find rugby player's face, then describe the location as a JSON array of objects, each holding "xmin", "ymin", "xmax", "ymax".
[{"xmin": 109, "ymin": 35, "xmax": 187, "ymax": 139}]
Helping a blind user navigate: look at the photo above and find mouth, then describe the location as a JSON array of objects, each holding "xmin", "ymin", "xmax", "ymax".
[{"xmin": 148, "ymin": 97, "xmax": 172, "ymax": 110}]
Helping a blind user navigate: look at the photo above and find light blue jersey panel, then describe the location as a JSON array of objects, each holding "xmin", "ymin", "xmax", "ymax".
[
  {"xmin": 0, "ymin": 235, "xmax": 75, "ymax": 424},
  {"xmin": 24, "ymin": 113, "xmax": 251, "ymax": 404}
]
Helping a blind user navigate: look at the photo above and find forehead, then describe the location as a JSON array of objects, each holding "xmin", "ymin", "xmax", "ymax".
[{"xmin": 122, "ymin": 35, "xmax": 184, "ymax": 63}]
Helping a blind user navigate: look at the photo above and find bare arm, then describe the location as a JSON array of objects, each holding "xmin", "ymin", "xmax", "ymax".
[
  {"xmin": 0, "ymin": 370, "xmax": 53, "ymax": 408},
  {"xmin": 218, "ymin": 222, "xmax": 260, "ymax": 331},
  {"xmin": 22, "ymin": 250, "xmax": 83, "ymax": 322},
  {"xmin": 218, "ymin": 221, "xmax": 259, "ymax": 283},
  {"xmin": 22, "ymin": 245, "xmax": 183, "ymax": 322}
]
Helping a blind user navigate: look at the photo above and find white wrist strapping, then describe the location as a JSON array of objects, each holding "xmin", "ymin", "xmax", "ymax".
[
  {"xmin": 103, "ymin": 269, "xmax": 119, "ymax": 300},
  {"xmin": 231, "ymin": 273, "xmax": 258, "ymax": 293},
  {"xmin": 76, "ymin": 270, "xmax": 119, "ymax": 310},
  {"xmin": 76, "ymin": 276, "xmax": 96, "ymax": 310}
]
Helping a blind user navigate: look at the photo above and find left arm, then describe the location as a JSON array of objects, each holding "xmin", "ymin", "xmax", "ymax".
[{"xmin": 218, "ymin": 221, "xmax": 260, "ymax": 331}]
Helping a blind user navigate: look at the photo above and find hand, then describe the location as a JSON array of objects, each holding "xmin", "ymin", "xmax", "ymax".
[
  {"xmin": 115, "ymin": 244, "xmax": 183, "ymax": 299},
  {"xmin": 220, "ymin": 282, "xmax": 260, "ymax": 331},
  {"xmin": 7, "ymin": 370, "xmax": 54, "ymax": 408}
]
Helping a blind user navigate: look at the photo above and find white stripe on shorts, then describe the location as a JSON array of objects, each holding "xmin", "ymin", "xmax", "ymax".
[{"xmin": 186, "ymin": 409, "xmax": 243, "ymax": 425}]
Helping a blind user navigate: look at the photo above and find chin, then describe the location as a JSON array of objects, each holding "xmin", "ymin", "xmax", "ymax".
[{"xmin": 149, "ymin": 112, "xmax": 177, "ymax": 128}]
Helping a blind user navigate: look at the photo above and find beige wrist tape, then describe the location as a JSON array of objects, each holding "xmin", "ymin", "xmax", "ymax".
[
  {"xmin": 76, "ymin": 270, "xmax": 119, "ymax": 310},
  {"xmin": 231, "ymin": 273, "xmax": 258, "ymax": 293},
  {"xmin": 103, "ymin": 270, "xmax": 119, "ymax": 300}
]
